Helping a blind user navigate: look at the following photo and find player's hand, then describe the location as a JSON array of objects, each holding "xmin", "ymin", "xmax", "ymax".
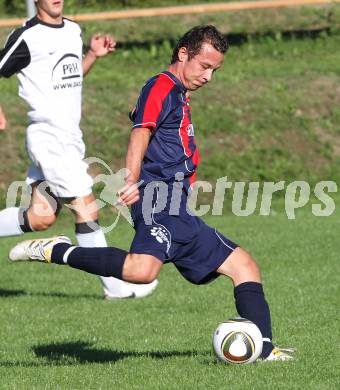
[
  {"xmin": 89, "ymin": 33, "xmax": 116, "ymax": 58},
  {"xmin": 117, "ymin": 180, "xmax": 140, "ymax": 206},
  {"xmin": 0, "ymin": 107, "xmax": 7, "ymax": 130}
]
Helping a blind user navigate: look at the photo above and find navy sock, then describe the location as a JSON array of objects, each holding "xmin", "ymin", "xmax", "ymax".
[
  {"xmin": 51, "ymin": 243, "xmax": 127, "ymax": 280},
  {"xmin": 234, "ymin": 282, "xmax": 274, "ymax": 358},
  {"xmin": 51, "ymin": 243, "xmax": 72, "ymax": 264}
]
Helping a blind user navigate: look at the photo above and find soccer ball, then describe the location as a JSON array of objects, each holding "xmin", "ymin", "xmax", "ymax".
[{"xmin": 212, "ymin": 318, "xmax": 263, "ymax": 364}]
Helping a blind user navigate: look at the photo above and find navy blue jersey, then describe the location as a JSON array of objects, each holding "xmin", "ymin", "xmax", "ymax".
[{"xmin": 130, "ymin": 71, "xmax": 200, "ymax": 190}]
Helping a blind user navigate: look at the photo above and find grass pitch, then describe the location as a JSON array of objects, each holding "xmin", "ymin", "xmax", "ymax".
[
  {"xmin": 1, "ymin": 13, "xmax": 340, "ymax": 195},
  {"xmin": 0, "ymin": 8, "xmax": 339, "ymax": 389},
  {"xmin": 0, "ymin": 208, "xmax": 338, "ymax": 389}
]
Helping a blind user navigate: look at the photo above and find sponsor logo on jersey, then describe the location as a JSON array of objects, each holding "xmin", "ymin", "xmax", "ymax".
[{"xmin": 52, "ymin": 53, "xmax": 82, "ymax": 90}]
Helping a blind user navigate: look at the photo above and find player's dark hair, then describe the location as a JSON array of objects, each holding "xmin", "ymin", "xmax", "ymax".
[{"xmin": 171, "ymin": 25, "xmax": 229, "ymax": 64}]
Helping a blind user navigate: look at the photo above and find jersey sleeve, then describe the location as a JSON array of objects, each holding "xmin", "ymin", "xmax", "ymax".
[
  {"xmin": 131, "ymin": 75, "xmax": 175, "ymax": 132},
  {"xmin": 0, "ymin": 28, "xmax": 31, "ymax": 78}
]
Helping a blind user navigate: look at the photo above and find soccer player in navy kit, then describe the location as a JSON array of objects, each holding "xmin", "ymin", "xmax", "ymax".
[
  {"xmin": 10, "ymin": 25, "xmax": 294, "ymax": 361},
  {"xmin": 0, "ymin": 0, "xmax": 158, "ymax": 299}
]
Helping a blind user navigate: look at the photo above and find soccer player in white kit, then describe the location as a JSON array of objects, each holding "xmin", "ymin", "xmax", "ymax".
[{"xmin": 0, "ymin": 0, "xmax": 158, "ymax": 299}]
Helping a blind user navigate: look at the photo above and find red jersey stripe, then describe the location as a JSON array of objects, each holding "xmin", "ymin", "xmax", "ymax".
[{"xmin": 142, "ymin": 73, "xmax": 175, "ymax": 131}]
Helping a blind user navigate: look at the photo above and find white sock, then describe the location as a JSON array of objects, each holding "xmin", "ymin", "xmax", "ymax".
[
  {"xmin": 0, "ymin": 207, "xmax": 24, "ymax": 237},
  {"xmin": 75, "ymin": 228, "xmax": 135, "ymax": 298}
]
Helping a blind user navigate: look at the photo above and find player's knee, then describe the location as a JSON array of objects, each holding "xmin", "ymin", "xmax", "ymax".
[
  {"xmin": 219, "ymin": 247, "xmax": 261, "ymax": 283},
  {"xmin": 124, "ymin": 254, "xmax": 161, "ymax": 284},
  {"xmin": 30, "ymin": 214, "xmax": 57, "ymax": 231},
  {"xmin": 129, "ymin": 263, "xmax": 158, "ymax": 284},
  {"xmin": 241, "ymin": 250, "xmax": 258, "ymax": 269},
  {"xmin": 134, "ymin": 266, "xmax": 158, "ymax": 284},
  {"xmin": 71, "ymin": 194, "xmax": 99, "ymax": 222},
  {"xmin": 234, "ymin": 249, "xmax": 260, "ymax": 280}
]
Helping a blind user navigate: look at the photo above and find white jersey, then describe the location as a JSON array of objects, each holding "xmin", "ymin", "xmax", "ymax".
[{"xmin": 0, "ymin": 16, "xmax": 83, "ymax": 135}]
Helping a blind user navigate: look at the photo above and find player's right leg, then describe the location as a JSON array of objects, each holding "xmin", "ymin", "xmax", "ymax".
[
  {"xmin": 122, "ymin": 253, "xmax": 162, "ymax": 284},
  {"xmin": 9, "ymin": 236, "xmax": 163, "ymax": 284},
  {"xmin": 0, "ymin": 181, "xmax": 59, "ymax": 237},
  {"xmin": 68, "ymin": 193, "xmax": 159, "ymax": 298}
]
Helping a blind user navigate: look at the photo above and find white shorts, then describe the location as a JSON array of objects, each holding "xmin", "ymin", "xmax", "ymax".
[{"xmin": 25, "ymin": 124, "xmax": 93, "ymax": 198}]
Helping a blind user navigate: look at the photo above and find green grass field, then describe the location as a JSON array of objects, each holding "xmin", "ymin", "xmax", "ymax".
[
  {"xmin": 0, "ymin": 209, "xmax": 338, "ymax": 389},
  {"xmin": 1, "ymin": 6, "xmax": 340, "ymax": 198},
  {"xmin": 0, "ymin": 4, "xmax": 339, "ymax": 389}
]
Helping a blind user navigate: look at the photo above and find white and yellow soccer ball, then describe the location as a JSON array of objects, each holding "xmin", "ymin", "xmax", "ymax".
[{"xmin": 213, "ymin": 318, "xmax": 263, "ymax": 364}]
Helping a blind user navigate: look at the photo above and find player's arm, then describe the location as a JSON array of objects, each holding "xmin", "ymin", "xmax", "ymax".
[
  {"xmin": 82, "ymin": 34, "xmax": 116, "ymax": 76},
  {"xmin": 119, "ymin": 127, "xmax": 151, "ymax": 206},
  {"xmin": 0, "ymin": 105, "xmax": 7, "ymax": 130},
  {"xmin": 0, "ymin": 28, "xmax": 31, "ymax": 79},
  {"xmin": 126, "ymin": 127, "xmax": 151, "ymax": 183},
  {"xmin": 0, "ymin": 30, "xmax": 31, "ymax": 131}
]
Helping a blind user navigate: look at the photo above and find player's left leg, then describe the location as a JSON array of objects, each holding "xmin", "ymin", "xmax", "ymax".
[
  {"xmin": 167, "ymin": 217, "xmax": 293, "ymax": 361},
  {"xmin": 216, "ymin": 248, "xmax": 274, "ymax": 358},
  {"xmin": 217, "ymin": 248, "xmax": 293, "ymax": 361},
  {"xmin": 0, "ymin": 206, "xmax": 29, "ymax": 237}
]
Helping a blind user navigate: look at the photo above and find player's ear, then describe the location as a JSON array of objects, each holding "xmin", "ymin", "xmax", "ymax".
[{"xmin": 178, "ymin": 47, "xmax": 188, "ymax": 62}]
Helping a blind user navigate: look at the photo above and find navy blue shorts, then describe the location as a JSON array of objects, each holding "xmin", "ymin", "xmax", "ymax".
[{"xmin": 130, "ymin": 183, "xmax": 238, "ymax": 285}]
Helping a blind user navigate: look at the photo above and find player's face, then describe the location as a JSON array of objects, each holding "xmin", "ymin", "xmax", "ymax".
[
  {"xmin": 36, "ymin": 0, "xmax": 64, "ymax": 21},
  {"xmin": 180, "ymin": 43, "xmax": 224, "ymax": 91}
]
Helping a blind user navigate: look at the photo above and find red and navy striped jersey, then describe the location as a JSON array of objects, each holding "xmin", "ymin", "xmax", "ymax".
[{"xmin": 130, "ymin": 71, "xmax": 200, "ymax": 190}]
